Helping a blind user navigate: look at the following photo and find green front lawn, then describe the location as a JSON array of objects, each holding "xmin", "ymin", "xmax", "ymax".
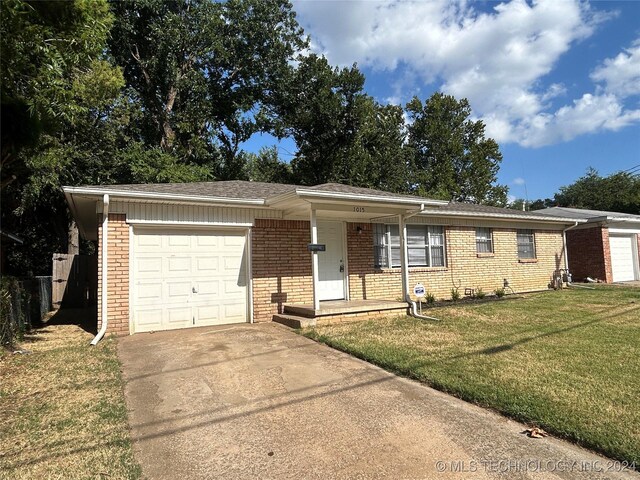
[
  {"xmin": 304, "ymin": 285, "xmax": 640, "ymax": 465},
  {"xmin": 0, "ymin": 320, "xmax": 141, "ymax": 480}
]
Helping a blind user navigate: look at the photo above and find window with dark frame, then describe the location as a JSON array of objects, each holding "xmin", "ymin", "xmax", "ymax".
[
  {"xmin": 373, "ymin": 224, "xmax": 446, "ymax": 268},
  {"xmin": 476, "ymin": 227, "xmax": 493, "ymax": 253},
  {"xmin": 517, "ymin": 229, "xmax": 536, "ymax": 259}
]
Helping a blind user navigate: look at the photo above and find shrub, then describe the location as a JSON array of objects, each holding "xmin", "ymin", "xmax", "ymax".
[
  {"xmin": 475, "ymin": 287, "xmax": 486, "ymax": 299},
  {"xmin": 451, "ymin": 288, "xmax": 461, "ymax": 301},
  {"xmin": 494, "ymin": 287, "xmax": 506, "ymax": 298},
  {"xmin": 425, "ymin": 292, "xmax": 436, "ymax": 304}
]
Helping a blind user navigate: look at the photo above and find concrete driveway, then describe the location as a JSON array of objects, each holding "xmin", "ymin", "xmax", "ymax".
[{"xmin": 118, "ymin": 323, "xmax": 638, "ymax": 480}]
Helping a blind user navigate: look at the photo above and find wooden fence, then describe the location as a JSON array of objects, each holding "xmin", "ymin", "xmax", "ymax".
[{"xmin": 52, "ymin": 254, "xmax": 97, "ymax": 309}]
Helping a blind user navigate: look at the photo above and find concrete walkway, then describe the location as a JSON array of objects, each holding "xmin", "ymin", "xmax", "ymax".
[{"xmin": 118, "ymin": 323, "xmax": 638, "ymax": 480}]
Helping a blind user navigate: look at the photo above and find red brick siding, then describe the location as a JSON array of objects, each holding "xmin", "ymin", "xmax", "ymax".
[
  {"xmin": 252, "ymin": 219, "xmax": 313, "ymax": 322},
  {"xmin": 97, "ymin": 213, "xmax": 130, "ymax": 336},
  {"xmin": 565, "ymin": 226, "xmax": 612, "ymax": 283}
]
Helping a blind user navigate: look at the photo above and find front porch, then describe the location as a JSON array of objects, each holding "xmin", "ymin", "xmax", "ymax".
[{"xmin": 273, "ymin": 299, "xmax": 409, "ymax": 329}]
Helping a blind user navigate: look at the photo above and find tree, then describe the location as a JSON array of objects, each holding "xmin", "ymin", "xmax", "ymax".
[
  {"xmin": 508, "ymin": 198, "xmax": 555, "ymax": 211},
  {"xmin": 245, "ymin": 147, "xmax": 294, "ymax": 184},
  {"xmin": 108, "ymin": 0, "xmax": 307, "ymax": 178},
  {"xmin": 554, "ymin": 168, "xmax": 639, "ymax": 214},
  {"xmin": 405, "ymin": 93, "xmax": 508, "ymax": 205},
  {"xmin": 279, "ymin": 54, "xmax": 408, "ymax": 191},
  {"xmin": 1, "ymin": 0, "xmax": 123, "ymax": 186},
  {"xmin": 1, "ymin": 0, "xmax": 125, "ymax": 275}
]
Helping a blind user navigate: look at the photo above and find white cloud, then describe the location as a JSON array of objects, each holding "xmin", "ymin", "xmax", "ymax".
[
  {"xmin": 293, "ymin": 0, "xmax": 639, "ymax": 148},
  {"xmin": 591, "ymin": 39, "xmax": 640, "ymax": 98},
  {"xmin": 513, "ymin": 177, "xmax": 526, "ymax": 185}
]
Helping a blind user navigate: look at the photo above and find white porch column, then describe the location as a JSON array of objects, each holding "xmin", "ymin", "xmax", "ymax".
[
  {"xmin": 310, "ymin": 207, "xmax": 320, "ymax": 311},
  {"xmin": 399, "ymin": 213, "xmax": 410, "ymax": 300}
]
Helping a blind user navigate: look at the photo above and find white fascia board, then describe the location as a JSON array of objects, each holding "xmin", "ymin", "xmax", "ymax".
[
  {"xmin": 418, "ymin": 209, "xmax": 587, "ymax": 224},
  {"xmin": 64, "ymin": 189, "xmax": 90, "ymax": 239},
  {"xmin": 293, "ymin": 188, "xmax": 448, "ymax": 206},
  {"xmin": 62, "ymin": 186, "xmax": 266, "ymax": 207}
]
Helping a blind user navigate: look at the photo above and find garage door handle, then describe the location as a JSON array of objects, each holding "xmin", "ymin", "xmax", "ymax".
[{"xmin": 192, "ymin": 287, "xmax": 198, "ymax": 294}]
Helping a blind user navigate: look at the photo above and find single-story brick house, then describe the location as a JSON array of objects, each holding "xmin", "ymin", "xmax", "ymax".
[
  {"xmin": 64, "ymin": 181, "xmax": 582, "ymax": 338},
  {"xmin": 535, "ymin": 207, "xmax": 640, "ymax": 283}
]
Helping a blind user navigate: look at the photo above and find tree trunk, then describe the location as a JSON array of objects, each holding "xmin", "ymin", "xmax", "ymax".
[{"xmin": 67, "ymin": 220, "xmax": 79, "ymax": 255}]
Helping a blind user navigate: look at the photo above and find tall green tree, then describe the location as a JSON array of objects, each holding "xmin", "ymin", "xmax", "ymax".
[
  {"xmin": 405, "ymin": 93, "xmax": 507, "ymax": 205},
  {"xmin": 280, "ymin": 54, "xmax": 408, "ymax": 191},
  {"xmin": 108, "ymin": 0, "xmax": 306, "ymax": 178},
  {"xmin": 554, "ymin": 168, "xmax": 640, "ymax": 214},
  {"xmin": 1, "ymin": 0, "xmax": 125, "ymax": 274}
]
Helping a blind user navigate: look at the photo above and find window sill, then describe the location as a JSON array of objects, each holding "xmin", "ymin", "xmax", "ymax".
[
  {"xmin": 375, "ymin": 266, "xmax": 449, "ymax": 273},
  {"xmin": 476, "ymin": 253, "xmax": 495, "ymax": 258},
  {"xmin": 518, "ymin": 258, "xmax": 538, "ymax": 264}
]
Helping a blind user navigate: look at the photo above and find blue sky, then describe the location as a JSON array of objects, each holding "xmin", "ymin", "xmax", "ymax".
[{"xmin": 246, "ymin": 0, "xmax": 640, "ymax": 201}]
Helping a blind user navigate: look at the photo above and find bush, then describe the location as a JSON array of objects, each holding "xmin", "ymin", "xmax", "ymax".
[
  {"xmin": 495, "ymin": 287, "xmax": 506, "ymax": 298},
  {"xmin": 475, "ymin": 287, "xmax": 486, "ymax": 299},
  {"xmin": 0, "ymin": 277, "xmax": 30, "ymax": 347},
  {"xmin": 451, "ymin": 287, "xmax": 461, "ymax": 301},
  {"xmin": 425, "ymin": 292, "xmax": 436, "ymax": 304}
]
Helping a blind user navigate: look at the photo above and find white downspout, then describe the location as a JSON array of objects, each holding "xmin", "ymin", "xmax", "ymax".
[
  {"xmin": 91, "ymin": 194, "xmax": 109, "ymax": 345},
  {"xmin": 398, "ymin": 205, "xmax": 440, "ymax": 321},
  {"xmin": 562, "ymin": 222, "xmax": 579, "ymax": 274}
]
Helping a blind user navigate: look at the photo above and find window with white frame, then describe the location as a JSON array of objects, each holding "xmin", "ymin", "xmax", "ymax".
[
  {"xmin": 373, "ymin": 224, "xmax": 446, "ymax": 268},
  {"xmin": 516, "ymin": 229, "xmax": 536, "ymax": 259},
  {"xmin": 476, "ymin": 228, "xmax": 493, "ymax": 253}
]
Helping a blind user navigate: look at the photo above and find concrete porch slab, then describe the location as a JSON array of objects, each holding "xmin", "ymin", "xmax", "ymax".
[{"xmin": 283, "ymin": 299, "xmax": 407, "ymax": 318}]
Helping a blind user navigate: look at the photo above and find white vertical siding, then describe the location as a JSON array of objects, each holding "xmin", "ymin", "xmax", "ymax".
[{"xmin": 108, "ymin": 201, "xmax": 282, "ymax": 226}]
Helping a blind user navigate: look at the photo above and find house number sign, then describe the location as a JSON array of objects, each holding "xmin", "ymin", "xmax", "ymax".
[{"xmin": 353, "ymin": 206, "xmax": 366, "ymax": 213}]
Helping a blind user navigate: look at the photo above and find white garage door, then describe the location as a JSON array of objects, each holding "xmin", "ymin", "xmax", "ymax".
[
  {"xmin": 132, "ymin": 228, "xmax": 248, "ymax": 333},
  {"xmin": 610, "ymin": 234, "xmax": 637, "ymax": 282}
]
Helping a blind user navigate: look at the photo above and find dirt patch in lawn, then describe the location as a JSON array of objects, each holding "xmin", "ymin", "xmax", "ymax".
[{"xmin": 0, "ymin": 319, "xmax": 140, "ymax": 480}]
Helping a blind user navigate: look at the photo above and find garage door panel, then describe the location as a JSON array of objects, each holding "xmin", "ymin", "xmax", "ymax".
[
  {"xmin": 195, "ymin": 235, "xmax": 218, "ymax": 247},
  {"xmin": 135, "ymin": 309, "xmax": 163, "ymax": 330},
  {"xmin": 166, "ymin": 307, "xmax": 191, "ymax": 325},
  {"xmin": 136, "ymin": 281, "xmax": 162, "ymax": 303},
  {"xmin": 167, "ymin": 281, "xmax": 192, "ymax": 300},
  {"xmin": 195, "ymin": 280, "xmax": 218, "ymax": 296},
  {"xmin": 195, "ymin": 256, "xmax": 218, "ymax": 271},
  {"xmin": 136, "ymin": 257, "xmax": 162, "ymax": 275},
  {"xmin": 168, "ymin": 256, "xmax": 191, "ymax": 273},
  {"xmin": 194, "ymin": 305, "xmax": 220, "ymax": 325},
  {"xmin": 222, "ymin": 303, "xmax": 247, "ymax": 323},
  {"xmin": 133, "ymin": 228, "xmax": 248, "ymax": 333},
  {"xmin": 167, "ymin": 235, "xmax": 190, "ymax": 247},
  {"xmin": 137, "ymin": 235, "xmax": 162, "ymax": 247},
  {"xmin": 610, "ymin": 235, "xmax": 636, "ymax": 282}
]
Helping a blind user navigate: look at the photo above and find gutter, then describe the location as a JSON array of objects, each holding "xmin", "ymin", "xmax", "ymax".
[
  {"xmin": 418, "ymin": 209, "xmax": 586, "ymax": 224},
  {"xmin": 267, "ymin": 188, "xmax": 448, "ymax": 207},
  {"xmin": 562, "ymin": 222, "xmax": 580, "ymax": 274},
  {"xmin": 91, "ymin": 194, "xmax": 109, "ymax": 346},
  {"xmin": 62, "ymin": 186, "xmax": 265, "ymax": 207}
]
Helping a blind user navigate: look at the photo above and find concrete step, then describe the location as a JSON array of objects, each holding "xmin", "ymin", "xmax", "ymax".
[{"xmin": 272, "ymin": 313, "xmax": 317, "ymax": 329}]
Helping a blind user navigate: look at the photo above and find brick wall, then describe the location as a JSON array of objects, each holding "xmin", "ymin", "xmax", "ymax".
[
  {"xmin": 252, "ymin": 219, "xmax": 313, "ymax": 322},
  {"xmin": 97, "ymin": 213, "xmax": 130, "ymax": 336},
  {"xmin": 565, "ymin": 226, "xmax": 612, "ymax": 282},
  {"xmin": 253, "ymin": 219, "xmax": 565, "ymax": 323},
  {"xmin": 347, "ymin": 222, "xmax": 565, "ymax": 301}
]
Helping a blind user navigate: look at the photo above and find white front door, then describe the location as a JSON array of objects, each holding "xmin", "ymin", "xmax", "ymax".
[
  {"xmin": 317, "ymin": 221, "xmax": 346, "ymax": 300},
  {"xmin": 610, "ymin": 234, "xmax": 637, "ymax": 282}
]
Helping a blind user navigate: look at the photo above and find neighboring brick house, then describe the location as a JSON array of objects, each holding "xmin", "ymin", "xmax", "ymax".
[
  {"xmin": 536, "ymin": 207, "xmax": 640, "ymax": 283},
  {"xmin": 64, "ymin": 181, "xmax": 582, "ymax": 339}
]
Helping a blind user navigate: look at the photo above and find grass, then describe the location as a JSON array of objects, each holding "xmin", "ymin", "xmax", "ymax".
[
  {"xmin": 0, "ymin": 320, "xmax": 141, "ymax": 480},
  {"xmin": 303, "ymin": 285, "xmax": 640, "ymax": 466}
]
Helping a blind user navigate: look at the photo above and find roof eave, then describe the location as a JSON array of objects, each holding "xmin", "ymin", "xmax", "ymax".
[
  {"xmin": 62, "ymin": 186, "xmax": 266, "ymax": 207},
  {"xmin": 419, "ymin": 209, "xmax": 587, "ymax": 224},
  {"xmin": 292, "ymin": 188, "xmax": 448, "ymax": 206}
]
